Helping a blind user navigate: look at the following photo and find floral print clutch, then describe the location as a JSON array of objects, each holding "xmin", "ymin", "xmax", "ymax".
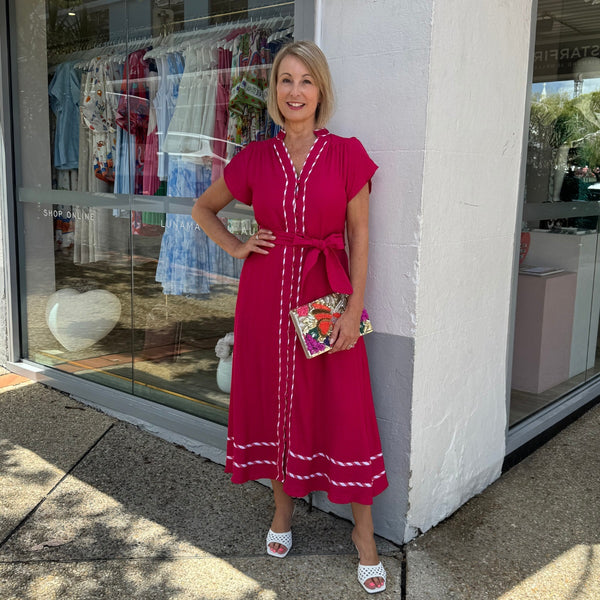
[{"xmin": 289, "ymin": 293, "xmax": 373, "ymax": 359}]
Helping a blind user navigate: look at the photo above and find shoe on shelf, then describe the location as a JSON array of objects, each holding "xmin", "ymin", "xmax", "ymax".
[{"xmin": 266, "ymin": 528, "xmax": 292, "ymax": 558}]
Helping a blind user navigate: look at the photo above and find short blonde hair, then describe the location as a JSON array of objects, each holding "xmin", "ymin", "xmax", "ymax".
[{"xmin": 267, "ymin": 41, "xmax": 335, "ymax": 129}]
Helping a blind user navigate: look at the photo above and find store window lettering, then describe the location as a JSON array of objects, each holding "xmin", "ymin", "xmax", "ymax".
[
  {"xmin": 41, "ymin": 208, "xmax": 95, "ymax": 220},
  {"xmin": 534, "ymin": 45, "xmax": 600, "ymax": 64}
]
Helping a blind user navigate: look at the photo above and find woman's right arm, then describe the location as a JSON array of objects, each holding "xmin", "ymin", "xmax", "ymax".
[{"xmin": 191, "ymin": 176, "xmax": 274, "ymax": 260}]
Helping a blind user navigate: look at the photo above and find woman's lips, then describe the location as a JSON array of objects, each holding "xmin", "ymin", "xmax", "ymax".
[{"xmin": 287, "ymin": 102, "xmax": 305, "ymax": 110}]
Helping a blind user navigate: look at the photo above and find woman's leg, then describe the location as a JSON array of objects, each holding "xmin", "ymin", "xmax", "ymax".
[
  {"xmin": 268, "ymin": 480, "xmax": 295, "ymax": 554},
  {"xmin": 351, "ymin": 503, "xmax": 385, "ymax": 591}
]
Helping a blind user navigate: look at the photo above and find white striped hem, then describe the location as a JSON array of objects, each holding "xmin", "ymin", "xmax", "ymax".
[
  {"xmin": 289, "ymin": 450, "xmax": 384, "ymax": 467},
  {"xmin": 286, "ymin": 469, "xmax": 387, "ymax": 488},
  {"xmin": 227, "ymin": 438, "xmax": 277, "ymax": 450},
  {"xmin": 227, "ymin": 458, "xmax": 278, "ymax": 468}
]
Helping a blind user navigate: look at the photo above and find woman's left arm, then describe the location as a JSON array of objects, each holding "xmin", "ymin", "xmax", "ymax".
[{"xmin": 329, "ymin": 183, "xmax": 370, "ymax": 352}]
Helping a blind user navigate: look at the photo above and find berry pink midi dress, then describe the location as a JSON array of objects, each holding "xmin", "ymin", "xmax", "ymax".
[{"xmin": 223, "ymin": 128, "xmax": 388, "ymax": 505}]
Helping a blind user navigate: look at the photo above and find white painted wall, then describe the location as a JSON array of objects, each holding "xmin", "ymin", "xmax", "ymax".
[
  {"xmin": 322, "ymin": 0, "xmax": 432, "ymax": 339},
  {"xmin": 317, "ymin": 0, "xmax": 433, "ymax": 542},
  {"xmin": 405, "ymin": 0, "xmax": 534, "ymax": 540}
]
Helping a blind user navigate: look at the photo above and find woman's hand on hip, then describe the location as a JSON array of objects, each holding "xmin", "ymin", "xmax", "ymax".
[
  {"xmin": 231, "ymin": 229, "xmax": 276, "ymax": 260},
  {"xmin": 329, "ymin": 309, "xmax": 361, "ymax": 353}
]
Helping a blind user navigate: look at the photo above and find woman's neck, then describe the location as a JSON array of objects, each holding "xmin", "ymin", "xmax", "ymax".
[{"xmin": 283, "ymin": 120, "xmax": 317, "ymax": 145}]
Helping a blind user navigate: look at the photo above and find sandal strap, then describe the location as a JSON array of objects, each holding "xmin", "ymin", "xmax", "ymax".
[{"xmin": 357, "ymin": 561, "xmax": 387, "ymax": 584}]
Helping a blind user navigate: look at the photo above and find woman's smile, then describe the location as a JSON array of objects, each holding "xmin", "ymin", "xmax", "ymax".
[{"xmin": 276, "ymin": 55, "xmax": 320, "ymax": 126}]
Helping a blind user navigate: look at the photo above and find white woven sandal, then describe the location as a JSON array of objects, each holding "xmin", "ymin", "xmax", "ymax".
[
  {"xmin": 266, "ymin": 529, "xmax": 292, "ymax": 558},
  {"xmin": 357, "ymin": 561, "xmax": 387, "ymax": 594}
]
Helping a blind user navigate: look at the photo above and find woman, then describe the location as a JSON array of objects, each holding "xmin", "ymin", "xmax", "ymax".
[{"xmin": 192, "ymin": 41, "xmax": 388, "ymax": 594}]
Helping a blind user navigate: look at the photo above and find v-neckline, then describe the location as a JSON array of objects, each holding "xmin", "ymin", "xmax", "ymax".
[{"xmin": 277, "ymin": 129, "xmax": 328, "ymax": 180}]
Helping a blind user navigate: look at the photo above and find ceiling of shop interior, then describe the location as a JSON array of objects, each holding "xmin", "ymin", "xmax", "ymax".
[{"xmin": 537, "ymin": 0, "xmax": 600, "ymax": 43}]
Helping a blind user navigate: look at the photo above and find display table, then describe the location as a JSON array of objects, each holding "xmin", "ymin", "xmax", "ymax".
[
  {"xmin": 525, "ymin": 232, "xmax": 600, "ymax": 377},
  {"xmin": 512, "ymin": 271, "xmax": 577, "ymax": 394}
]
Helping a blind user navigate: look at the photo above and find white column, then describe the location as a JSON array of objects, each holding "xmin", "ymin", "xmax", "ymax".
[
  {"xmin": 405, "ymin": 0, "xmax": 534, "ymax": 540},
  {"xmin": 317, "ymin": 0, "xmax": 433, "ymax": 543}
]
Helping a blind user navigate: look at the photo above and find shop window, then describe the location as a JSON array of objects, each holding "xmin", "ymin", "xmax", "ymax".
[
  {"xmin": 511, "ymin": 0, "xmax": 600, "ymax": 425},
  {"xmin": 12, "ymin": 0, "xmax": 296, "ymax": 424}
]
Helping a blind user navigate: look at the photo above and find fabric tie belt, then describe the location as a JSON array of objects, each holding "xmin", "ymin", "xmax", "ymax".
[{"xmin": 272, "ymin": 230, "xmax": 353, "ymax": 295}]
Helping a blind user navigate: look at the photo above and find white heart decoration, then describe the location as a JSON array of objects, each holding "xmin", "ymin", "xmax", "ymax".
[{"xmin": 46, "ymin": 288, "xmax": 122, "ymax": 352}]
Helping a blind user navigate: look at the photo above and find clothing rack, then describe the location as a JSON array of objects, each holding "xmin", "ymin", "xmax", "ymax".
[
  {"xmin": 146, "ymin": 15, "xmax": 293, "ymax": 59},
  {"xmin": 49, "ymin": 12, "xmax": 293, "ymax": 70}
]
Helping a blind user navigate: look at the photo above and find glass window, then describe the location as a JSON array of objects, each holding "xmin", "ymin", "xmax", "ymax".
[
  {"xmin": 12, "ymin": 0, "xmax": 295, "ymax": 425},
  {"xmin": 511, "ymin": 0, "xmax": 600, "ymax": 426}
]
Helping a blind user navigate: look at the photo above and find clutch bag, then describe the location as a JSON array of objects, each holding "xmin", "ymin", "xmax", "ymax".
[{"xmin": 289, "ymin": 293, "xmax": 373, "ymax": 359}]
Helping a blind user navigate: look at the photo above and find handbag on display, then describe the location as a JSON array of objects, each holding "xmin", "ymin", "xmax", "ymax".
[{"xmin": 289, "ymin": 293, "xmax": 373, "ymax": 359}]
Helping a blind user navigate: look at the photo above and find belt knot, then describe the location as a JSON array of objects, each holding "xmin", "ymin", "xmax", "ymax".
[{"xmin": 271, "ymin": 230, "xmax": 352, "ymax": 295}]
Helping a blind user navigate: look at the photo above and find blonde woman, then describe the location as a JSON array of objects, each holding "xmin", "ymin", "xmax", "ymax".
[{"xmin": 192, "ymin": 41, "xmax": 387, "ymax": 594}]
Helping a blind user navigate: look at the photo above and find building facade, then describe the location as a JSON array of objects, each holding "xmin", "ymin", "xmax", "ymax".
[{"xmin": 2, "ymin": 0, "xmax": 598, "ymax": 545}]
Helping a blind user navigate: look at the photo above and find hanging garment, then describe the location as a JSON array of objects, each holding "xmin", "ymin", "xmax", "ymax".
[
  {"xmin": 211, "ymin": 45, "xmax": 233, "ymax": 183},
  {"xmin": 80, "ymin": 56, "xmax": 120, "ymax": 183},
  {"xmin": 116, "ymin": 48, "xmax": 153, "ymax": 195},
  {"xmin": 154, "ymin": 51, "xmax": 185, "ymax": 180},
  {"xmin": 157, "ymin": 165, "xmax": 242, "ymax": 296},
  {"xmin": 48, "ymin": 61, "xmax": 81, "ymax": 170},
  {"xmin": 142, "ymin": 67, "xmax": 161, "ymax": 196},
  {"xmin": 163, "ymin": 44, "xmax": 219, "ymax": 172},
  {"xmin": 226, "ymin": 29, "xmax": 271, "ymax": 157},
  {"xmin": 74, "ymin": 61, "xmax": 116, "ymax": 265},
  {"xmin": 223, "ymin": 129, "xmax": 387, "ymax": 505}
]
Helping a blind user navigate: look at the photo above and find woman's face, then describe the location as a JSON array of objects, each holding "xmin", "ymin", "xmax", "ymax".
[{"xmin": 276, "ymin": 55, "xmax": 321, "ymax": 129}]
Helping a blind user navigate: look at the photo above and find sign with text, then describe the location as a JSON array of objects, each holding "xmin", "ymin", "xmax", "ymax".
[{"xmin": 534, "ymin": 39, "xmax": 600, "ymax": 80}]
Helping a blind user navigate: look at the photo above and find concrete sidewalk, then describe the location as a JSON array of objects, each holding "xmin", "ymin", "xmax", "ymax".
[
  {"xmin": 406, "ymin": 403, "xmax": 600, "ymax": 600},
  {"xmin": 1, "ymin": 374, "xmax": 599, "ymax": 599},
  {"xmin": 0, "ymin": 377, "xmax": 402, "ymax": 599}
]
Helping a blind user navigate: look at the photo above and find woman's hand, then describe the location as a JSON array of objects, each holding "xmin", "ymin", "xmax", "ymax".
[
  {"xmin": 329, "ymin": 307, "xmax": 362, "ymax": 353},
  {"xmin": 328, "ymin": 182, "xmax": 370, "ymax": 353},
  {"xmin": 191, "ymin": 178, "xmax": 277, "ymax": 260},
  {"xmin": 231, "ymin": 229, "xmax": 276, "ymax": 260}
]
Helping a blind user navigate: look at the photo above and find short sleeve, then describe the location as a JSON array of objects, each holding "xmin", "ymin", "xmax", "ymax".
[
  {"xmin": 223, "ymin": 144, "xmax": 254, "ymax": 205},
  {"xmin": 48, "ymin": 67, "xmax": 63, "ymax": 116},
  {"xmin": 346, "ymin": 137, "xmax": 378, "ymax": 201}
]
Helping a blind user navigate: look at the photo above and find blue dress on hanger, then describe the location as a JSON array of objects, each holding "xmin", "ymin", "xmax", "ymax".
[
  {"xmin": 156, "ymin": 50, "xmax": 243, "ymax": 296},
  {"xmin": 49, "ymin": 61, "xmax": 81, "ymax": 170}
]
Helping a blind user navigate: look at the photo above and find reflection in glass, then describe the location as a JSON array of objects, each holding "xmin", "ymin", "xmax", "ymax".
[
  {"xmin": 14, "ymin": 0, "xmax": 295, "ymax": 425},
  {"xmin": 510, "ymin": 0, "xmax": 600, "ymax": 426}
]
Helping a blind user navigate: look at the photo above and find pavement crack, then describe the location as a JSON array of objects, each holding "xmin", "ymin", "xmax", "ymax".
[
  {"xmin": 401, "ymin": 546, "xmax": 407, "ymax": 599},
  {"xmin": 0, "ymin": 423, "xmax": 115, "ymax": 552}
]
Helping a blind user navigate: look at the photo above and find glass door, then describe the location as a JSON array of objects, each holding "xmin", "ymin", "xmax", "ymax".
[
  {"xmin": 510, "ymin": 0, "xmax": 600, "ymax": 426},
  {"xmin": 12, "ymin": 0, "xmax": 295, "ymax": 425},
  {"xmin": 14, "ymin": 0, "xmax": 135, "ymax": 394}
]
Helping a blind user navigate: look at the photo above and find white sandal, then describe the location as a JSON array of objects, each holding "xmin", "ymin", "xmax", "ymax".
[
  {"xmin": 357, "ymin": 561, "xmax": 387, "ymax": 594},
  {"xmin": 266, "ymin": 529, "xmax": 292, "ymax": 558}
]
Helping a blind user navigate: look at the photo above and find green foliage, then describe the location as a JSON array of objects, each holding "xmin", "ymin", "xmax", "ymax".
[
  {"xmin": 573, "ymin": 136, "xmax": 600, "ymax": 169},
  {"xmin": 530, "ymin": 91, "xmax": 599, "ymax": 148},
  {"xmin": 528, "ymin": 89, "xmax": 600, "ymax": 171}
]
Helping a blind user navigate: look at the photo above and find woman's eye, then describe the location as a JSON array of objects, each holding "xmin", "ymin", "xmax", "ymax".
[{"xmin": 303, "ymin": 79, "xmax": 313, "ymax": 85}]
